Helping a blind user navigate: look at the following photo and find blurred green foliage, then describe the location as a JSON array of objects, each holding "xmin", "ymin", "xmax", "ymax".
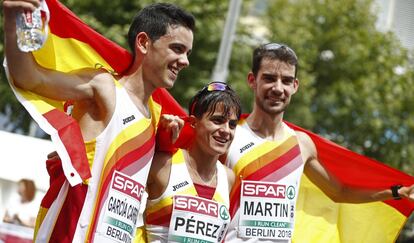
[{"xmin": 252, "ymin": 0, "xmax": 414, "ymax": 174}]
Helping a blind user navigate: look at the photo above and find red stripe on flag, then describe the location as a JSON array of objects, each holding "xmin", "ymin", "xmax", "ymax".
[
  {"xmin": 40, "ymin": 158, "xmax": 66, "ymax": 208},
  {"xmin": 43, "ymin": 109, "xmax": 91, "ymax": 180},
  {"xmin": 49, "ymin": 183, "xmax": 88, "ymax": 243},
  {"xmin": 285, "ymin": 121, "xmax": 414, "ymax": 217},
  {"xmin": 152, "ymin": 88, "xmax": 187, "ymax": 117},
  {"xmin": 153, "ymin": 88, "xmax": 193, "ymax": 151},
  {"xmin": 386, "ymin": 199, "xmax": 414, "ymax": 217}
]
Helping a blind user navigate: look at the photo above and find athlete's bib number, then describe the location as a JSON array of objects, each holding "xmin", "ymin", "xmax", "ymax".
[
  {"xmin": 238, "ymin": 180, "xmax": 295, "ymax": 240},
  {"xmin": 98, "ymin": 170, "xmax": 145, "ymax": 243},
  {"xmin": 169, "ymin": 195, "xmax": 230, "ymax": 243}
]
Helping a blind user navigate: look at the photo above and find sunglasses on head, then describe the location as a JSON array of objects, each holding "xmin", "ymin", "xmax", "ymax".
[
  {"xmin": 201, "ymin": 81, "xmax": 231, "ymax": 92},
  {"xmin": 190, "ymin": 81, "xmax": 232, "ymax": 115}
]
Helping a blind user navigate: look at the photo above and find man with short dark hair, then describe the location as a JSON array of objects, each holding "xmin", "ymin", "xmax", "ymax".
[
  {"xmin": 223, "ymin": 43, "xmax": 414, "ymax": 242},
  {"xmin": 3, "ymin": 1, "xmax": 195, "ymax": 242}
]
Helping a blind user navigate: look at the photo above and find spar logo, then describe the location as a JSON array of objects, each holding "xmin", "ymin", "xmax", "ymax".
[
  {"xmin": 219, "ymin": 205, "xmax": 229, "ymax": 220},
  {"xmin": 111, "ymin": 171, "xmax": 145, "ymax": 201},
  {"xmin": 242, "ymin": 181, "xmax": 287, "ymax": 199},
  {"xmin": 174, "ymin": 195, "xmax": 219, "ymax": 217},
  {"xmin": 286, "ymin": 186, "xmax": 295, "ymax": 200}
]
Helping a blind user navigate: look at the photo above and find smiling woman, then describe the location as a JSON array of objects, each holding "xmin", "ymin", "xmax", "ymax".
[{"xmin": 144, "ymin": 82, "xmax": 242, "ymax": 243}]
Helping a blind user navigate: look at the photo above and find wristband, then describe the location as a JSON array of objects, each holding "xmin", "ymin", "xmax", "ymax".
[{"xmin": 391, "ymin": 185, "xmax": 403, "ymax": 200}]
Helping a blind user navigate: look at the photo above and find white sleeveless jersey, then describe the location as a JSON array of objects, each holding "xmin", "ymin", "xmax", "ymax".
[
  {"xmin": 35, "ymin": 80, "xmax": 160, "ymax": 243},
  {"xmin": 224, "ymin": 120, "xmax": 304, "ymax": 243},
  {"xmin": 145, "ymin": 149, "xmax": 231, "ymax": 242}
]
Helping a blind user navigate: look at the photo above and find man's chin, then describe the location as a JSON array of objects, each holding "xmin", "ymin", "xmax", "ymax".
[
  {"xmin": 264, "ymin": 106, "xmax": 285, "ymax": 115},
  {"xmin": 162, "ymin": 79, "xmax": 175, "ymax": 89},
  {"xmin": 214, "ymin": 145, "xmax": 230, "ymax": 155}
]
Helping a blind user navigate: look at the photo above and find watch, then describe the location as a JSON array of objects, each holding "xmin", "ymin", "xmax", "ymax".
[{"xmin": 391, "ymin": 185, "xmax": 403, "ymax": 200}]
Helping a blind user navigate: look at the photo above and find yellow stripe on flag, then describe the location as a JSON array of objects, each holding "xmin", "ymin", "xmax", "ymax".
[
  {"xmin": 172, "ymin": 149, "xmax": 185, "ymax": 165},
  {"xmin": 17, "ymin": 87, "xmax": 64, "ymax": 114},
  {"xmin": 33, "ymin": 33, "xmax": 113, "ymax": 73},
  {"xmin": 293, "ymin": 175, "xmax": 407, "ymax": 243},
  {"xmin": 148, "ymin": 96, "xmax": 161, "ymax": 130}
]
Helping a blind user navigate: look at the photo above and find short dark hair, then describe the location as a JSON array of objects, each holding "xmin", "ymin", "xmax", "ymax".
[
  {"xmin": 252, "ymin": 43, "xmax": 299, "ymax": 78},
  {"xmin": 127, "ymin": 3, "xmax": 195, "ymax": 56},
  {"xmin": 189, "ymin": 82, "xmax": 242, "ymax": 120}
]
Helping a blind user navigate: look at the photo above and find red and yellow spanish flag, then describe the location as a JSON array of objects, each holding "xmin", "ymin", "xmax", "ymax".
[
  {"xmin": 5, "ymin": 0, "xmax": 185, "ymax": 187},
  {"xmin": 5, "ymin": 0, "xmax": 414, "ymax": 242},
  {"xmin": 287, "ymin": 122, "xmax": 414, "ymax": 242}
]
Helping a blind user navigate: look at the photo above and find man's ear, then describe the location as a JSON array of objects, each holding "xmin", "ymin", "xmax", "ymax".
[
  {"xmin": 292, "ymin": 78, "xmax": 299, "ymax": 94},
  {"xmin": 247, "ymin": 72, "xmax": 256, "ymax": 90},
  {"xmin": 188, "ymin": 115, "xmax": 197, "ymax": 128},
  {"xmin": 135, "ymin": 32, "xmax": 150, "ymax": 55}
]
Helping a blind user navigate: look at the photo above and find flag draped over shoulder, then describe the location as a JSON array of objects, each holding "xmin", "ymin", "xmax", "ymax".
[
  {"xmin": 5, "ymin": 0, "xmax": 185, "ymax": 187},
  {"xmin": 5, "ymin": 0, "xmax": 414, "ymax": 242},
  {"xmin": 287, "ymin": 122, "xmax": 414, "ymax": 242}
]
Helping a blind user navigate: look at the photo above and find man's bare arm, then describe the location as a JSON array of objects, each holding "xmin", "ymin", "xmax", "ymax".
[
  {"xmin": 298, "ymin": 131, "xmax": 414, "ymax": 203},
  {"xmin": 3, "ymin": 0, "xmax": 100, "ymax": 101},
  {"xmin": 146, "ymin": 152, "xmax": 172, "ymax": 200}
]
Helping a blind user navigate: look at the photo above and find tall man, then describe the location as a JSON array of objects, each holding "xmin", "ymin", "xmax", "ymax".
[
  {"xmin": 223, "ymin": 43, "xmax": 414, "ymax": 242},
  {"xmin": 3, "ymin": 0, "xmax": 194, "ymax": 242}
]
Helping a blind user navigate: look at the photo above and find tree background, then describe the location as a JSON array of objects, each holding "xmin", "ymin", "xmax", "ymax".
[{"xmin": 1, "ymin": 0, "xmax": 413, "ymax": 239}]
